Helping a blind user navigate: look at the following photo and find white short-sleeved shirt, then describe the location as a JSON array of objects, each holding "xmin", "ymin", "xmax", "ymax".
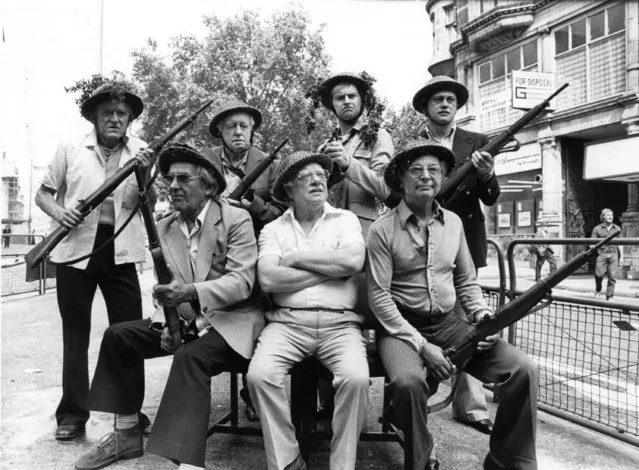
[
  {"xmin": 41, "ymin": 128, "xmax": 148, "ymax": 269},
  {"xmin": 258, "ymin": 202, "xmax": 365, "ymax": 310}
]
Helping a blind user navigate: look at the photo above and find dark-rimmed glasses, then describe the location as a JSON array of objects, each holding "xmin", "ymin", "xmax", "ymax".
[
  {"xmin": 296, "ymin": 169, "xmax": 330, "ymax": 183},
  {"xmin": 163, "ymin": 173, "xmax": 201, "ymax": 186}
]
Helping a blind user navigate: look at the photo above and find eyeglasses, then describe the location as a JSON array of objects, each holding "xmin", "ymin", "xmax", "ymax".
[
  {"xmin": 163, "ymin": 173, "xmax": 201, "ymax": 186},
  {"xmin": 296, "ymin": 169, "xmax": 330, "ymax": 183},
  {"xmin": 407, "ymin": 165, "xmax": 443, "ymax": 179}
]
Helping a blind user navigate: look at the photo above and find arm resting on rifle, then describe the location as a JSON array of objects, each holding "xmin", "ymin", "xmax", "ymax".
[
  {"xmin": 35, "ymin": 185, "xmax": 83, "ymax": 229},
  {"xmin": 244, "ymin": 159, "xmax": 285, "ymax": 224}
]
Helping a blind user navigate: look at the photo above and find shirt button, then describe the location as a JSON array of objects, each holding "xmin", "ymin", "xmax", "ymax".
[
  {"xmin": 466, "ymin": 191, "xmax": 471, "ymax": 195},
  {"xmin": 202, "ymin": 306, "xmax": 208, "ymax": 313},
  {"xmin": 469, "ymin": 214, "xmax": 473, "ymax": 218}
]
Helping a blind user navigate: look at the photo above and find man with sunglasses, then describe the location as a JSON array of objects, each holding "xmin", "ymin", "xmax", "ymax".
[
  {"xmin": 74, "ymin": 143, "xmax": 264, "ymax": 470},
  {"xmin": 247, "ymin": 151, "xmax": 369, "ymax": 470},
  {"xmin": 367, "ymin": 139, "xmax": 537, "ymax": 470}
]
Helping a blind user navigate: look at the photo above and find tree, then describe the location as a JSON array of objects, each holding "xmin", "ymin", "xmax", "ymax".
[
  {"xmin": 384, "ymin": 104, "xmax": 427, "ymax": 151},
  {"xmin": 130, "ymin": 7, "xmax": 335, "ymax": 155}
]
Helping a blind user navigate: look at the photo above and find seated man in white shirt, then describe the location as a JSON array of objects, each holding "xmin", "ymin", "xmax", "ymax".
[{"xmin": 247, "ymin": 150, "xmax": 369, "ymax": 470}]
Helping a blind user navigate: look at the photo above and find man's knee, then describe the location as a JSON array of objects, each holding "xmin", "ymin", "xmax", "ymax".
[
  {"xmin": 392, "ymin": 370, "xmax": 430, "ymax": 398},
  {"xmin": 246, "ymin": 357, "xmax": 278, "ymax": 390}
]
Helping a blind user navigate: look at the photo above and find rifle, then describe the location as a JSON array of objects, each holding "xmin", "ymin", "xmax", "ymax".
[
  {"xmin": 437, "ymin": 83, "xmax": 569, "ymax": 208},
  {"xmin": 446, "ymin": 229, "xmax": 621, "ymax": 369},
  {"xmin": 25, "ymin": 99, "xmax": 214, "ymax": 268},
  {"xmin": 227, "ymin": 138, "xmax": 289, "ymax": 201}
]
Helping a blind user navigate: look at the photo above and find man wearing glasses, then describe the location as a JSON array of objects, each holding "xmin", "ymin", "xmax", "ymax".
[
  {"xmin": 247, "ymin": 151, "xmax": 369, "ymax": 470},
  {"xmin": 74, "ymin": 143, "xmax": 264, "ymax": 470},
  {"xmin": 367, "ymin": 139, "xmax": 537, "ymax": 470}
]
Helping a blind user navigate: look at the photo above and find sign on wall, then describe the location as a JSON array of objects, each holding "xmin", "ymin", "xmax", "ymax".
[
  {"xmin": 512, "ymin": 71, "xmax": 556, "ymax": 110},
  {"xmin": 494, "ymin": 142, "xmax": 542, "ymax": 176}
]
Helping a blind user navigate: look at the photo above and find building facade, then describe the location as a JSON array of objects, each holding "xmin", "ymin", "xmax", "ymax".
[
  {"xmin": 426, "ymin": 0, "xmax": 639, "ymax": 274},
  {"xmin": 2, "ymin": 151, "xmax": 25, "ymax": 229}
]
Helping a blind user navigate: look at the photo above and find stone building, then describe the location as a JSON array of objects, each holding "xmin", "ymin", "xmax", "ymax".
[{"xmin": 426, "ymin": 0, "xmax": 639, "ymax": 273}]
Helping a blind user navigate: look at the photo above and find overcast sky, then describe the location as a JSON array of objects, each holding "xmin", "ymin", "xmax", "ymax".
[{"xmin": 1, "ymin": 0, "xmax": 432, "ymax": 230}]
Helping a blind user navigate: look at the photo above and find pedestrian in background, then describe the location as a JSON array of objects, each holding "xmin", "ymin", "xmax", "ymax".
[
  {"xmin": 534, "ymin": 223, "xmax": 557, "ymax": 282},
  {"xmin": 592, "ymin": 208, "xmax": 621, "ymax": 300}
]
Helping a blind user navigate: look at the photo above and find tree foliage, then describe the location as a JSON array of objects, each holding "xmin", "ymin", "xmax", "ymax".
[
  {"xmin": 385, "ymin": 104, "xmax": 427, "ymax": 151},
  {"xmin": 64, "ymin": 71, "xmax": 126, "ymax": 108},
  {"xmin": 130, "ymin": 7, "xmax": 335, "ymax": 155}
]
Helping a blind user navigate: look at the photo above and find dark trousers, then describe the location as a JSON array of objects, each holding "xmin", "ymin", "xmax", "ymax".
[
  {"xmin": 595, "ymin": 252, "xmax": 618, "ymax": 298},
  {"xmin": 87, "ymin": 319, "xmax": 247, "ymax": 467},
  {"xmin": 55, "ymin": 224, "xmax": 142, "ymax": 427},
  {"xmin": 535, "ymin": 249, "xmax": 557, "ymax": 281},
  {"xmin": 378, "ymin": 313, "xmax": 538, "ymax": 470}
]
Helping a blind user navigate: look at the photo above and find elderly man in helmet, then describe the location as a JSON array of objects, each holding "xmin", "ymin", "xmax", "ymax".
[
  {"xmin": 317, "ymin": 71, "xmax": 394, "ymax": 237},
  {"xmin": 412, "ymin": 75, "xmax": 501, "ymax": 434},
  {"xmin": 367, "ymin": 139, "xmax": 537, "ymax": 470},
  {"xmin": 208, "ymin": 98, "xmax": 284, "ymax": 234},
  {"xmin": 35, "ymin": 79, "xmax": 154, "ymax": 442},
  {"xmin": 208, "ymin": 98, "xmax": 285, "ymax": 420},
  {"xmin": 246, "ymin": 150, "xmax": 369, "ymax": 470},
  {"xmin": 74, "ymin": 143, "xmax": 264, "ymax": 470}
]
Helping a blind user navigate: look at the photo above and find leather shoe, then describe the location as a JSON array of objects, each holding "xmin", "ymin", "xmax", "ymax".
[
  {"xmin": 425, "ymin": 458, "xmax": 439, "ymax": 470},
  {"xmin": 466, "ymin": 418, "xmax": 494, "ymax": 435},
  {"xmin": 55, "ymin": 424, "xmax": 84, "ymax": 441}
]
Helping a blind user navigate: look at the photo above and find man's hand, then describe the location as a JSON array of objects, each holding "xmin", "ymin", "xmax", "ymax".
[
  {"xmin": 160, "ymin": 326, "xmax": 181, "ymax": 353},
  {"xmin": 323, "ymin": 140, "xmax": 350, "ymax": 171},
  {"xmin": 134, "ymin": 148, "xmax": 155, "ymax": 169},
  {"xmin": 222, "ymin": 196, "xmax": 252, "ymax": 211},
  {"xmin": 477, "ymin": 333, "xmax": 499, "ymax": 352},
  {"xmin": 279, "ymin": 253, "xmax": 299, "ymax": 268},
  {"xmin": 55, "ymin": 207, "xmax": 83, "ymax": 229},
  {"xmin": 153, "ymin": 265, "xmax": 195, "ymax": 307},
  {"xmin": 421, "ymin": 342, "xmax": 454, "ymax": 381},
  {"xmin": 470, "ymin": 150, "xmax": 494, "ymax": 180}
]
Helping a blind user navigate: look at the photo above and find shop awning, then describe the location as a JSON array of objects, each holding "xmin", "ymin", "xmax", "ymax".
[{"xmin": 584, "ymin": 135, "xmax": 639, "ymax": 182}]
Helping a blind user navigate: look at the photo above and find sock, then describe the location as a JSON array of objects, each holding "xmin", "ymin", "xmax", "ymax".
[
  {"xmin": 179, "ymin": 464, "xmax": 204, "ymax": 470},
  {"xmin": 115, "ymin": 413, "xmax": 139, "ymax": 430}
]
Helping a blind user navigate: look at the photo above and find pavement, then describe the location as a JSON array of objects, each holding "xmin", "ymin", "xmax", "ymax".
[{"xmin": 2, "ymin": 269, "xmax": 639, "ymax": 469}]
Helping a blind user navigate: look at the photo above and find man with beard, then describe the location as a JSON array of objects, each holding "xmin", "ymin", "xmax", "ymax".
[
  {"xmin": 207, "ymin": 98, "xmax": 285, "ymax": 420},
  {"xmin": 411, "ymin": 76, "xmax": 501, "ymax": 435},
  {"xmin": 74, "ymin": 143, "xmax": 264, "ymax": 470},
  {"xmin": 35, "ymin": 79, "xmax": 153, "ymax": 442}
]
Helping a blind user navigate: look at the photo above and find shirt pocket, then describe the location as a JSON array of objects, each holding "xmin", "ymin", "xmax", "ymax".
[{"xmin": 352, "ymin": 148, "xmax": 372, "ymax": 161}]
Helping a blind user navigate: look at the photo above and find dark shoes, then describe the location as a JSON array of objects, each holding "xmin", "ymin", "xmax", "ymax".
[
  {"xmin": 55, "ymin": 424, "xmax": 85, "ymax": 441},
  {"xmin": 239, "ymin": 388, "xmax": 260, "ymax": 422},
  {"xmin": 464, "ymin": 418, "xmax": 494, "ymax": 435},
  {"xmin": 426, "ymin": 458, "xmax": 440, "ymax": 470},
  {"xmin": 137, "ymin": 412, "xmax": 152, "ymax": 437},
  {"xmin": 74, "ymin": 427, "xmax": 143, "ymax": 470}
]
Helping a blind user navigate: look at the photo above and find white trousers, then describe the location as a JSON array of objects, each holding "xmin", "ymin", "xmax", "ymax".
[{"xmin": 247, "ymin": 309, "xmax": 369, "ymax": 470}]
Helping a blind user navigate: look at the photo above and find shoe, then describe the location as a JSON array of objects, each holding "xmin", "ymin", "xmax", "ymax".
[
  {"xmin": 239, "ymin": 388, "xmax": 260, "ymax": 422},
  {"xmin": 594, "ymin": 291, "xmax": 601, "ymax": 298},
  {"xmin": 606, "ymin": 295, "xmax": 613, "ymax": 301},
  {"xmin": 55, "ymin": 424, "xmax": 84, "ymax": 441},
  {"xmin": 464, "ymin": 418, "xmax": 494, "ymax": 435},
  {"xmin": 425, "ymin": 458, "xmax": 440, "ymax": 470},
  {"xmin": 137, "ymin": 412, "xmax": 152, "ymax": 437},
  {"xmin": 74, "ymin": 427, "xmax": 143, "ymax": 470}
]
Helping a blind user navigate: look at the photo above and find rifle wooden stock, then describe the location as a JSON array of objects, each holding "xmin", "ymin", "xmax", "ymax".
[
  {"xmin": 446, "ymin": 228, "xmax": 621, "ymax": 369},
  {"xmin": 228, "ymin": 138, "xmax": 289, "ymax": 201},
  {"xmin": 25, "ymin": 99, "xmax": 214, "ymax": 268},
  {"xmin": 437, "ymin": 83, "xmax": 569, "ymax": 208}
]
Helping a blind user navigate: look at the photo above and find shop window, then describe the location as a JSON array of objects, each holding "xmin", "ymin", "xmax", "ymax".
[
  {"xmin": 506, "ymin": 48, "xmax": 521, "ymax": 74},
  {"xmin": 572, "ymin": 19, "xmax": 586, "ymax": 48},
  {"xmin": 608, "ymin": 3, "xmax": 625, "ymax": 33},
  {"xmin": 590, "ymin": 11, "xmax": 605, "ymax": 40},
  {"xmin": 522, "ymin": 41, "xmax": 537, "ymax": 67},
  {"xmin": 555, "ymin": 26, "xmax": 569, "ymax": 54}
]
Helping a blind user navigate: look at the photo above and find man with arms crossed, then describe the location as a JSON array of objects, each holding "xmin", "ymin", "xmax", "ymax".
[
  {"xmin": 74, "ymin": 143, "xmax": 264, "ymax": 470},
  {"xmin": 247, "ymin": 150, "xmax": 369, "ymax": 470},
  {"xmin": 367, "ymin": 139, "xmax": 537, "ymax": 470}
]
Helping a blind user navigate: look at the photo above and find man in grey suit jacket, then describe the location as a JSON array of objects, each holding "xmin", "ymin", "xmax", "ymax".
[{"xmin": 74, "ymin": 143, "xmax": 264, "ymax": 470}]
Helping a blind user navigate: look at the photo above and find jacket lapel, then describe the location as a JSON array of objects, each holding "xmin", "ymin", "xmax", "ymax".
[
  {"xmin": 194, "ymin": 201, "xmax": 221, "ymax": 281},
  {"xmin": 452, "ymin": 129, "xmax": 474, "ymax": 167},
  {"xmin": 243, "ymin": 147, "xmax": 262, "ymax": 176},
  {"xmin": 165, "ymin": 220, "xmax": 193, "ymax": 283}
]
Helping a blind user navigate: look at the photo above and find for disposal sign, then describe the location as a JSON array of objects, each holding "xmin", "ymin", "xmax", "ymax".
[{"xmin": 512, "ymin": 71, "xmax": 555, "ymax": 110}]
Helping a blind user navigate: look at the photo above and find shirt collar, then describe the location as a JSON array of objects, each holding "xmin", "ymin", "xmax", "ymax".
[
  {"xmin": 176, "ymin": 198, "xmax": 212, "ymax": 229},
  {"xmin": 397, "ymin": 198, "xmax": 445, "ymax": 229},
  {"xmin": 221, "ymin": 148, "xmax": 248, "ymax": 170},
  {"xmin": 281, "ymin": 201, "xmax": 339, "ymax": 222},
  {"xmin": 424, "ymin": 122, "xmax": 456, "ymax": 140},
  {"xmin": 86, "ymin": 127, "xmax": 130, "ymax": 151}
]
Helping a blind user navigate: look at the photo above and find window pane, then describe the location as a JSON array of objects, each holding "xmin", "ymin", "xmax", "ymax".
[
  {"xmin": 522, "ymin": 41, "xmax": 537, "ymax": 66},
  {"xmin": 457, "ymin": 8, "xmax": 468, "ymax": 25},
  {"xmin": 493, "ymin": 55, "xmax": 505, "ymax": 78},
  {"xmin": 555, "ymin": 27, "xmax": 569, "ymax": 54},
  {"xmin": 506, "ymin": 48, "xmax": 521, "ymax": 73},
  {"xmin": 572, "ymin": 19, "xmax": 586, "ymax": 48},
  {"xmin": 479, "ymin": 62, "xmax": 492, "ymax": 84},
  {"xmin": 608, "ymin": 3, "xmax": 625, "ymax": 33},
  {"xmin": 590, "ymin": 11, "xmax": 604, "ymax": 40}
]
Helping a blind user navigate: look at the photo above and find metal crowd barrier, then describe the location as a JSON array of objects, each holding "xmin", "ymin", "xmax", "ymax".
[
  {"xmin": 494, "ymin": 237, "xmax": 639, "ymax": 447},
  {"xmin": 1, "ymin": 235, "xmax": 57, "ymax": 296}
]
